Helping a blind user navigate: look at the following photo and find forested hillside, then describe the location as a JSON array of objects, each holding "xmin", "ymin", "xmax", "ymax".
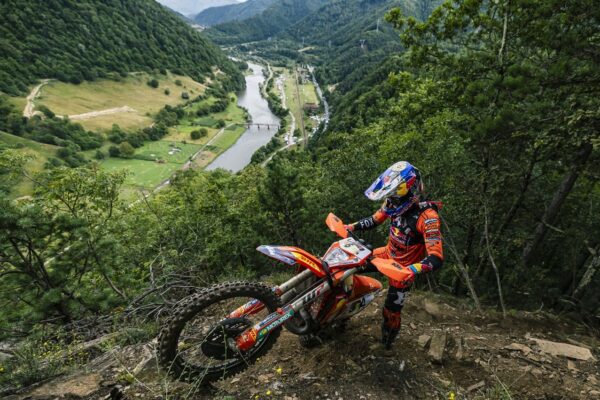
[
  {"xmin": 0, "ymin": 0, "xmax": 244, "ymax": 95},
  {"xmin": 215, "ymin": 0, "xmax": 435, "ymax": 112},
  {"xmin": 283, "ymin": 0, "xmax": 420, "ymax": 95},
  {"xmin": 315, "ymin": 0, "xmax": 600, "ymax": 318},
  {"xmin": 2, "ymin": 0, "xmax": 592, "ymax": 331},
  {"xmin": 205, "ymin": 0, "xmax": 329, "ymax": 44},
  {"xmin": 194, "ymin": 0, "xmax": 277, "ymax": 26},
  {"xmin": 1, "ymin": 0, "xmax": 599, "ymax": 397}
]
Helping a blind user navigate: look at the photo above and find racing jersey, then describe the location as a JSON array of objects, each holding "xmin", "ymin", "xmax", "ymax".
[{"xmin": 352, "ymin": 201, "xmax": 444, "ymax": 273}]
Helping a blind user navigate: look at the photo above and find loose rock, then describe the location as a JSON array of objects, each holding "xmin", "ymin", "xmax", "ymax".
[
  {"xmin": 467, "ymin": 380, "xmax": 485, "ymax": 392},
  {"xmin": 428, "ymin": 332, "xmax": 447, "ymax": 363},
  {"xmin": 503, "ymin": 343, "xmax": 533, "ymax": 355},
  {"xmin": 530, "ymin": 338, "xmax": 596, "ymax": 361},
  {"xmin": 423, "ymin": 300, "xmax": 442, "ymax": 318},
  {"xmin": 455, "ymin": 337, "xmax": 464, "ymax": 360},
  {"xmin": 418, "ymin": 334, "xmax": 431, "ymax": 349}
]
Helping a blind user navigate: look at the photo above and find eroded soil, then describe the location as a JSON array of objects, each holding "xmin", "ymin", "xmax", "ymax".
[{"xmin": 7, "ymin": 292, "xmax": 600, "ymax": 400}]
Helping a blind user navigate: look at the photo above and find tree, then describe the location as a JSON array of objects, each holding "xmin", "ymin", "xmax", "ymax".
[
  {"xmin": 191, "ymin": 129, "xmax": 208, "ymax": 140},
  {"xmin": 379, "ymin": 0, "xmax": 600, "ymax": 311},
  {"xmin": 94, "ymin": 150, "xmax": 106, "ymax": 160},
  {"xmin": 181, "ymin": 91, "xmax": 190, "ymax": 100},
  {"xmin": 108, "ymin": 145, "xmax": 121, "ymax": 157},
  {"xmin": 0, "ymin": 167, "xmax": 131, "ymax": 328},
  {"xmin": 37, "ymin": 105, "xmax": 55, "ymax": 119},
  {"xmin": 118, "ymin": 142, "xmax": 135, "ymax": 158},
  {"xmin": 147, "ymin": 79, "xmax": 159, "ymax": 88}
]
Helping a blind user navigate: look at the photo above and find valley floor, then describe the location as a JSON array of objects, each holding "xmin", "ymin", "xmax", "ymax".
[{"xmin": 2, "ymin": 73, "xmax": 249, "ymax": 200}]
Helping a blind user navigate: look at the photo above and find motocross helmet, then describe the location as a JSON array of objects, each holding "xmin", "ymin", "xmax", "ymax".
[{"xmin": 364, "ymin": 161, "xmax": 423, "ymax": 217}]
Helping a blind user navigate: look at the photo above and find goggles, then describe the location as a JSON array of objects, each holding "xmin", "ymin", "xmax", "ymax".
[{"xmin": 385, "ymin": 195, "xmax": 410, "ymax": 208}]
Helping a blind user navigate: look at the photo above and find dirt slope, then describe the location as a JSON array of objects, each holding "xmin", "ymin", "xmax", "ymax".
[{"xmin": 7, "ymin": 292, "xmax": 599, "ymax": 400}]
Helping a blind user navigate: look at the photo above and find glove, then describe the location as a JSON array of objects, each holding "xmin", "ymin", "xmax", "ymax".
[
  {"xmin": 408, "ymin": 261, "xmax": 434, "ymax": 275},
  {"xmin": 344, "ymin": 224, "xmax": 355, "ymax": 232}
]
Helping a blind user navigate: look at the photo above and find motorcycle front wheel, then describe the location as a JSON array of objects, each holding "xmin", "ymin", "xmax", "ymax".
[{"xmin": 158, "ymin": 281, "xmax": 281, "ymax": 383}]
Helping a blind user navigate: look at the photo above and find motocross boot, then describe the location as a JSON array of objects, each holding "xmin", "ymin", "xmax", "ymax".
[{"xmin": 381, "ymin": 307, "xmax": 402, "ymax": 350}]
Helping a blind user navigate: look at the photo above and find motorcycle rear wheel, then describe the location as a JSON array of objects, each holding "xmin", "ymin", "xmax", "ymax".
[{"xmin": 158, "ymin": 281, "xmax": 281, "ymax": 383}]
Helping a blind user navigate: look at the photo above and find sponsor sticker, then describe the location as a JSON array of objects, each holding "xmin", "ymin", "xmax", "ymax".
[{"xmin": 293, "ymin": 252, "xmax": 321, "ymax": 271}]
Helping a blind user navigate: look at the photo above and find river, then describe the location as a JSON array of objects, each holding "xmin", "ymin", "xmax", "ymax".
[{"xmin": 206, "ymin": 63, "xmax": 280, "ymax": 172}]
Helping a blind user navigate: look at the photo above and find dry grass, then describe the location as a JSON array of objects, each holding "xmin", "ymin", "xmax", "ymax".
[{"xmin": 33, "ymin": 73, "xmax": 206, "ymax": 132}]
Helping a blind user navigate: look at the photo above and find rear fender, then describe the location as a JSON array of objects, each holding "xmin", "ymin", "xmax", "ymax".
[{"xmin": 257, "ymin": 245, "xmax": 325, "ymax": 278}]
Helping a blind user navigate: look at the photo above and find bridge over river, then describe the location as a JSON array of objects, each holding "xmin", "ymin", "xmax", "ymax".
[{"xmin": 206, "ymin": 63, "xmax": 281, "ymax": 172}]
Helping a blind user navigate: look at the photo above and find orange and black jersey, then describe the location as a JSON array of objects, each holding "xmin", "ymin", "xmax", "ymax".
[{"xmin": 352, "ymin": 201, "xmax": 444, "ymax": 273}]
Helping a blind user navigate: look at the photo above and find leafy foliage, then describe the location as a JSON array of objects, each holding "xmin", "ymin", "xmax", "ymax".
[
  {"xmin": 1, "ymin": 0, "xmax": 599, "ymax": 348},
  {"xmin": 0, "ymin": 165, "xmax": 139, "ymax": 332},
  {"xmin": 0, "ymin": 0, "xmax": 244, "ymax": 95}
]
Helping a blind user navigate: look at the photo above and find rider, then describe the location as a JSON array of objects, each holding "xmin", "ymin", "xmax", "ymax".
[{"xmin": 345, "ymin": 161, "xmax": 443, "ymax": 349}]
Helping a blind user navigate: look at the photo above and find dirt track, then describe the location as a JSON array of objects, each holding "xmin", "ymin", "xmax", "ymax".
[
  {"xmin": 23, "ymin": 79, "xmax": 50, "ymax": 117},
  {"xmin": 68, "ymin": 106, "xmax": 137, "ymax": 120},
  {"xmin": 8, "ymin": 292, "xmax": 598, "ymax": 400}
]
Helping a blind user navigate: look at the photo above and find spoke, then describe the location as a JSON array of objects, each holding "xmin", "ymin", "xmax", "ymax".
[{"xmin": 176, "ymin": 295, "xmax": 269, "ymax": 372}]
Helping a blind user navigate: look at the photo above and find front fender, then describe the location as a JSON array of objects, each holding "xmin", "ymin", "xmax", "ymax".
[{"xmin": 257, "ymin": 245, "xmax": 325, "ymax": 278}]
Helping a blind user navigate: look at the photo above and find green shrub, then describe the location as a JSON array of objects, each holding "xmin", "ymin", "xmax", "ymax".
[
  {"xmin": 190, "ymin": 128, "xmax": 208, "ymax": 140},
  {"xmin": 94, "ymin": 150, "xmax": 105, "ymax": 160},
  {"xmin": 118, "ymin": 142, "xmax": 135, "ymax": 158},
  {"xmin": 108, "ymin": 145, "xmax": 120, "ymax": 157}
]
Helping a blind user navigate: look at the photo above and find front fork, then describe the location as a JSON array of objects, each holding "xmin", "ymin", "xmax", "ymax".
[
  {"xmin": 233, "ymin": 268, "xmax": 358, "ymax": 352},
  {"xmin": 227, "ymin": 269, "xmax": 315, "ymax": 319}
]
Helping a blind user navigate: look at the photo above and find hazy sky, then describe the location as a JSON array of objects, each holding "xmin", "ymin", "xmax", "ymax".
[{"xmin": 157, "ymin": 0, "xmax": 246, "ymax": 16}]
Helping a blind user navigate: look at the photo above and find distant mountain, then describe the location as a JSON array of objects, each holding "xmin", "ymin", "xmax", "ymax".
[
  {"xmin": 0, "ymin": 0, "xmax": 245, "ymax": 96},
  {"xmin": 194, "ymin": 0, "xmax": 276, "ymax": 26},
  {"xmin": 279, "ymin": 0, "xmax": 439, "ymax": 129},
  {"xmin": 206, "ymin": 0, "xmax": 329, "ymax": 44},
  {"xmin": 161, "ymin": 4, "xmax": 194, "ymax": 22},
  {"xmin": 156, "ymin": 0, "xmax": 243, "ymax": 17},
  {"xmin": 283, "ymin": 0, "xmax": 418, "ymax": 84}
]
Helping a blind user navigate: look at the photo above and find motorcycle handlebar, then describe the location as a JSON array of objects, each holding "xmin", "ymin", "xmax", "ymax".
[{"xmin": 345, "ymin": 228, "xmax": 374, "ymax": 252}]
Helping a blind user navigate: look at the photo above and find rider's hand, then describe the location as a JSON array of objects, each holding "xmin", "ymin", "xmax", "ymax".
[
  {"xmin": 344, "ymin": 224, "xmax": 355, "ymax": 232},
  {"xmin": 395, "ymin": 265, "xmax": 417, "ymax": 286}
]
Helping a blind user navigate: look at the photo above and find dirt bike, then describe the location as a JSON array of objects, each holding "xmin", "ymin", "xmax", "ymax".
[{"xmin": 157, "ymin": 213, "xmax": 413, "ymax": 383}]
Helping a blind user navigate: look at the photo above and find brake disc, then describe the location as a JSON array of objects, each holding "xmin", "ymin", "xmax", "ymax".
[{"xmin": 200, "ymin": 317, "xmax": 252, "ymax": 360}]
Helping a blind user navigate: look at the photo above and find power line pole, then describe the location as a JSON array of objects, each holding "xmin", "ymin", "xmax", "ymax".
[
  {"xmin": 360, "ymin": 39, "xmax": 366, "ymax": 50},
  {"xmin": 376, "ymin": 18, "xmax": 380, "ymax": 32}
]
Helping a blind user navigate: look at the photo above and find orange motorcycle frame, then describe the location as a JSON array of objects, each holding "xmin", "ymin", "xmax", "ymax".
[{"xmin": 232, "ymin": 213, "xmax": 403, "ymax": 352}]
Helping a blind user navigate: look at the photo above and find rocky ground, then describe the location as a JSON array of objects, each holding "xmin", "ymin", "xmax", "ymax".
[{"xmin": 4, "ymin": 291, "xmax": 599, "ymax": 400}]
